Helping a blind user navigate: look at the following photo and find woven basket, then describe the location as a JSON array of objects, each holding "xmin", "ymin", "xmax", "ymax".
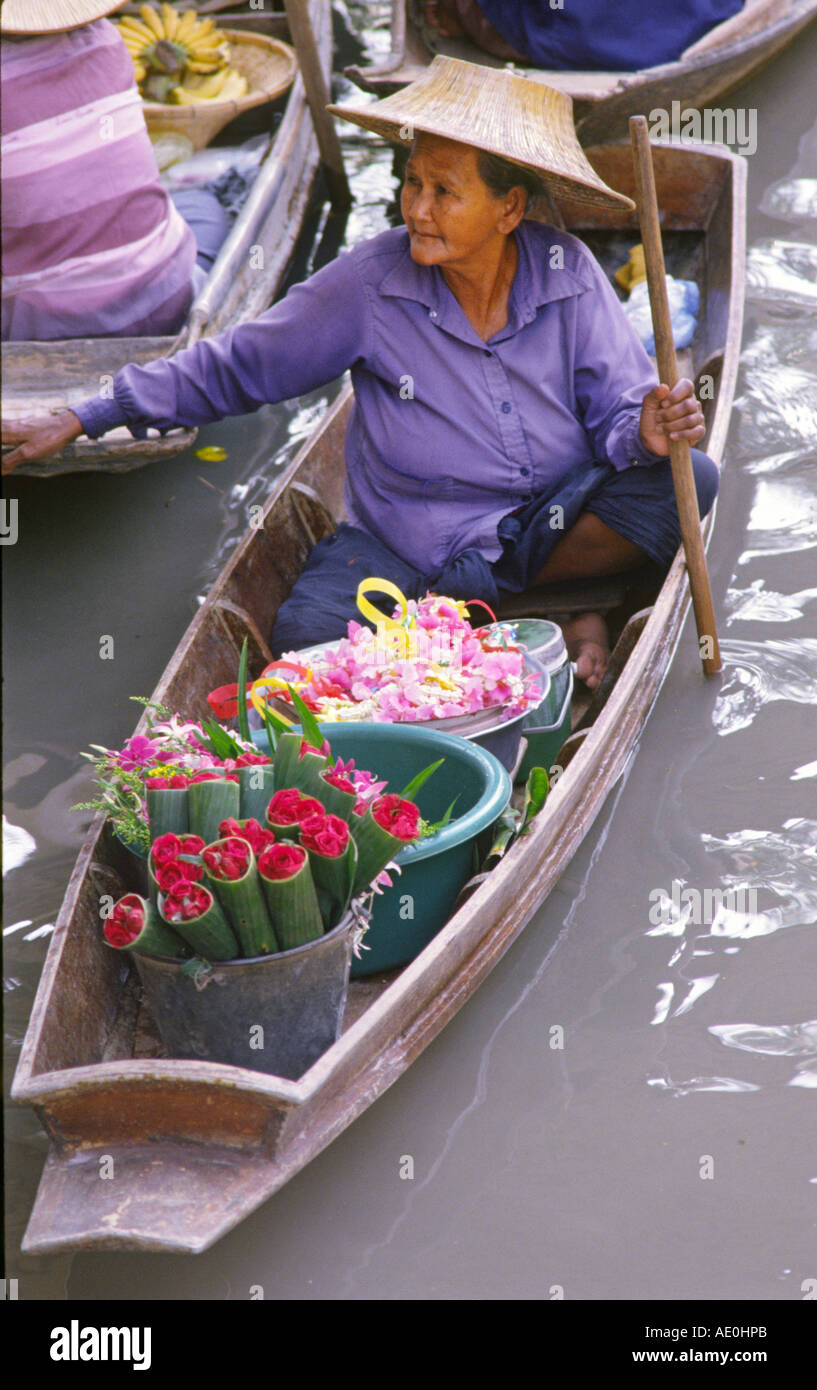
[{"xmin": 142, "ymin": 31, "xmax": 297, "ymax": 150}]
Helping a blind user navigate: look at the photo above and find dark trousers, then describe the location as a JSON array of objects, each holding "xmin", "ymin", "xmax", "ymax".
[{"xmin": 270, "ymin": 449, "xmax": 720, "ymax": 654}]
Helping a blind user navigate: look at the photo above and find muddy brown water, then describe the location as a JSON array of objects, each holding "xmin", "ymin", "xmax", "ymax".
[{"xmin": 3, "ymin": 4, "xmax": 816, "ymax": 1302}]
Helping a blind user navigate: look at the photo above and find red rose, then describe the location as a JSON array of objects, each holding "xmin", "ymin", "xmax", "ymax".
[
  {"xmin": 267, "ymin": 788, "xmax": 324, "ymax": 825},
  {"xmin": 202, "ymin": 837, "xmax": 251, "ymax": 881},
  {"xmin": 298, "ymin": 738, "xmax": 330, "ymax": 758},
  {"xmin": 228, "ymin": 818, "xmax": 276, "ymax": 855},
  {"xmin": 322, "ymin": 770, "xmax": 356, "ymax": 795},
  {"xmin": 218, "ymin": 817, "xmax": 244, "ymax": 840},
  {"xmin": 180, "ymin": 834, "xmax": 205, "ymax": 856},
  {"xmin": 104, "ymin": 895, "xmax": 144, "ymax": 947},
  {"xmin": 190, "ymin": 770, "xmax": 240, "ymax": 784},
  {"xmin": 151, "ymin": 833, "xmax": 182, "ymax": 868},
  {"xmin": 300, "ymin": 812, "xmax": 350, "ymax": 858},
  {"xmin": 163, "ymin": 881, "xmax": 211, "ymax": 922},
  {"xmin": 156, "ymin": 862, "xmax": 188, "ymax": 892},
  {"xmin": 257, "ymin": 842, "xmax": 307, "ymax": 881},
  {"xmin": 372, "ymin": 794, "xmax": 421, "ymax": 842},
  {"xmin": 147, "ymin": 774, "xmax": 189, "ymax": 790},
  {"xmin": 235, "ymin": 752, "xmax": 272, "ymax": 767}
]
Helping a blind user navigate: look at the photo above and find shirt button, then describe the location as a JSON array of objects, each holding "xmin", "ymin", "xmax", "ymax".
[
  {"xmin": 520, "ymin": 466, "xmax": 530, "ymax": 477},
  {"xmin": 501, "ymin": 401, "xmax": 512, "ymax": 414},
  {"xmin": 429, "ymin": 310, "xmax": 437, "ymax": 319}
]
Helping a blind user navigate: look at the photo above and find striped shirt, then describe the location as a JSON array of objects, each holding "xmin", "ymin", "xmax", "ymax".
[{"xmin": 1, "ymin": 19, "xmax": 196, "ymax": 341}]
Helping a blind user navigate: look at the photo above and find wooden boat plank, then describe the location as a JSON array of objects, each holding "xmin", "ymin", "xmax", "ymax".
[
  {"xmin": 12, "ymin": 142, "xmax": 745, "ymax": 1253},
  {"xmin": 347, "ymin": 0, "xmax": 817, "ymax": 147}
]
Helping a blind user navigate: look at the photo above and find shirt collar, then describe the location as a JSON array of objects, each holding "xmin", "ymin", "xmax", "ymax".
[{"xmin": 380, "ymin": 222, "xmax": 593, "ymax": 345}]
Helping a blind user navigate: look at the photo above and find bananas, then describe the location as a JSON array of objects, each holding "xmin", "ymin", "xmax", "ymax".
[
  {"xmin": 114, "ymin": 5, "xmax": 248, "ymax": 107},
  {"xmin": 171, "ymin": 68, "xmax": 248, "ymax": 104}
]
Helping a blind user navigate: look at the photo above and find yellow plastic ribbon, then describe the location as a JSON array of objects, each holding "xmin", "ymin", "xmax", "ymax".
[
  {"xmin": 356, "ymin": 577, "xmax": 411, "ymax": 631},
  {"xmin": 248, "ymin": 676, "xmax": 304, "ymax": 723}
]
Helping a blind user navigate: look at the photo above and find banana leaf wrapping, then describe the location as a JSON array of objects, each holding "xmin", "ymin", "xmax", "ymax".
[
  {"xmin": 300, "ymin": 812, "xmax": 357, "ymax": 929},
  {"xmin": 237, "ymin": 762, "xmax": 276, "ymax": 823},
  {"xmin": 316, "ymin": 768, "xmax": 358, "ymax": 822},
  {"xmin": 257, "ymin": 842, "xmax": 325, "ymax": 951},
  {"xmin": 158, "ymin": 880, "xmax": 239, "ymax": 960},
  {"xmin": 273, "ymin": 732, "xmax": 328, "ymax": 801},
  {"xmin": 202, "ymin": 836, "xmax": 279, "ymax": 957},
  {"xmin": 187, "ymin": 775, "xmax": 240, "ymax": 845},
  {"xmin": 104, "ymin": 892, "xmax": 191, "ymax": 960},
  {"xmin": 350, "ymin": 795, "xmax": 422, "ymax": 897},
  {"xmin": 146, "ymin": 784, "xmax": 189, "ymax": 842}
]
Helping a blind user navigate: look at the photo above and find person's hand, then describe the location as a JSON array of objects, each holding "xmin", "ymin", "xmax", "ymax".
[
  {"xmin": 2, "ymin": 411, "xmax": 83, "ymax": 474},
  {"xmin": 638, "ymin": 379, "xmax": 705, "ymax": 457}
]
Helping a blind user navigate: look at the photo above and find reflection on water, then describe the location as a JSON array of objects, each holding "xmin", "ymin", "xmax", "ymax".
[
  {"xmin": 759, "ymin": 177, "xmax": 817, "ymax": 224},
  {"xmin": 712, "ymin": 639, "xmax": 817, "ymax": 734},
  {"xmin": 746, "ymin": 238, "xmax": 817, "ymax": 309},
  {"xmin": 725, "ymin": 578, "xmax": 817, "ymax": 623},
  {"xmin": 647, "ymin": 1075, "xmax": 761, "ymax": 1097}
]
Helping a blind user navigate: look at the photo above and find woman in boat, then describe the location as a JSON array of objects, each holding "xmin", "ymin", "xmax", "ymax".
[
  {"xmin": 1, "ymin": 58, "xmax": 717, "ymax": 690},
  {"xmin": 420, "ymin": 0, "xmax": 745, "ymax": 70},
  {"xmin": 0, "ymin": 0, "xmax": 230, "ymax": 342}
]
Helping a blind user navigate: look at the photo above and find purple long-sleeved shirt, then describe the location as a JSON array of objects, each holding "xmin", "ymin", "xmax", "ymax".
[{"xmin": 75, "ymin": 221, "xmax": 659, "ymax": 571}]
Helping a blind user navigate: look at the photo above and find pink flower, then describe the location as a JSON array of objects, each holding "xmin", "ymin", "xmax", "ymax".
[{"xmin": 116, "ymin": 735, "xmax": 161, "ymax": 771}]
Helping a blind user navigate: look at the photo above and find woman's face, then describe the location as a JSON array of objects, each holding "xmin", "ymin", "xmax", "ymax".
[{"xmin": 401, "ymin": 134, "xmax": 524, "ymax": 274}]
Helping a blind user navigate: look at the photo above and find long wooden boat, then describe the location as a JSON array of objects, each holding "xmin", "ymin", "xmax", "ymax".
[
  {"xmin": 0, "ymin": 0, "xmax": 332, "ymax": 478},
  {"xmin": 346, "ymin": 0, "xmax": 817, "ymax": 146},
  {"xmin": 12, "ymin": 140, "xmax": 745, "ymax": 1254}
]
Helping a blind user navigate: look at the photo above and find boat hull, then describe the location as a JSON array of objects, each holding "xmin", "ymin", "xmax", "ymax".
[{"xmin": 12, "ymin": 142, "xmax": 746, "ymax": 1254}]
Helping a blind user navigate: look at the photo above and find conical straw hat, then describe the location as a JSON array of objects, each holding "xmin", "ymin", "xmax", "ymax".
[
  {"xmin": 1, "ymin": 1, "xmax": 124, "ymax": 34},
  {"xmin": 328, "ymin": 55, "xmax": 634, "ymax": 214}
]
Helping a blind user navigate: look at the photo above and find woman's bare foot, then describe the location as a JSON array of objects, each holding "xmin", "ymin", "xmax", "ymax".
[
  {"xmin": 423, "ymin": 1, "xmax": 465, "ymax": 37},
  {"xmin": 563, "ymin": 612, "xmax": 609, "ymax": 692}
]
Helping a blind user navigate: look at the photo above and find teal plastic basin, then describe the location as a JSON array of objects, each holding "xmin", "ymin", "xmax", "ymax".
[{"xmin": 253, "ymin": 721, "xmax": 511, "ymax": 975}]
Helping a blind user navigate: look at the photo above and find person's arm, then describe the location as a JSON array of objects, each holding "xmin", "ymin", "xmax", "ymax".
[
  {"xmin": 2, "ymin": 251, "xmax": 371, "ymax": 472},
  {"xmin": 571, "ymin": 247, "xmax": 665, "ymax": 467}
]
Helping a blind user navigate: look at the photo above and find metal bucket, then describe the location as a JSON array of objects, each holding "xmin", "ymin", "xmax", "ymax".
[{"xmin": 133, "ymin": 912, "xmax": 356, "ymax": 1081}]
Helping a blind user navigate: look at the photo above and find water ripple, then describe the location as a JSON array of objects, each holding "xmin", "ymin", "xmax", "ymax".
[
  {"xmin": 725, "ymin": 578, "xmax": 817, "ymax": 624},
  {"xmin": 712, "ymin": 639, "xmax": 817, "ymax": 735},
  {"xmin": 647, "ymin": 1076, "xmax": 760, "ymax": 1096},
  {"xmin": 760, "ymin": 177, "xmax": 817, "ymax": 224},
  {"xmin": 700, "ymin": 820, "xmax": 817, "ymax": 939},
  {"xmin": 709, "ymin": 1020, "xmax": 817, "ymax": 1058},
  {"xmin": 745, "ymin": 238, "xmax": 817, "ymax": 311}
]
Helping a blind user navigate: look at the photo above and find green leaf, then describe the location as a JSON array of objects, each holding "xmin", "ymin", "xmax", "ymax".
[
  {"xmin": 520, "ymin": 766, "xmax": 550, "ymax": 833},
  {"xmin": 419, "ymin": 795, "xmax": 459, "ymax": 838},
  {"xmin": 399, "ymin": 758, "xmax": 444, "ymax": 802},
  {"xmin": 199, "ymin": 719, "xmax": 243, "ymax": 760},
  {"xmin": 286, "ymin": 683, "xmax": 325, "ymax": 752},
  {"xmin": 261, "ymin": 705, "xmax": 279, "ymax": 759},
  {"xmin": 236, "ymin": 637, "xmax": 251, "ymax": 745},
  {"xmin": 484, "ymin": 806, "xmax": 519, "ymax": 863}
]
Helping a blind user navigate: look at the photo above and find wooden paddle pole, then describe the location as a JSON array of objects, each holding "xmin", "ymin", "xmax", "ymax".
[
  {"xmin": 629, "ymin": 116, "xmax": 722, "ymax": 676},
  {"xmin": 283, "ymin": 0, "xmax": 352, "ymax": 209}
]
